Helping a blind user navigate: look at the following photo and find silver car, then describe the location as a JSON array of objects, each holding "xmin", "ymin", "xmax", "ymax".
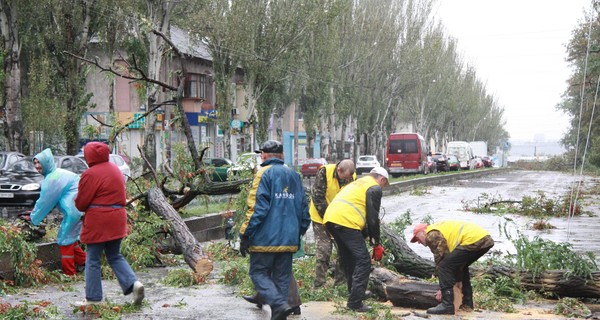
[
  {"xmin": 77, "ymin": 153, "xmax": 131, "ymax": 181},
  {"xmin": 109, "ymin": 154, "xmax": 131, "ymax": 181}
]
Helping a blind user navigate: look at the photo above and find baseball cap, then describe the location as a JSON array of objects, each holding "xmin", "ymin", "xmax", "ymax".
[
  {"xmin": 370, "ymin": 167, "xmax": 389, "ymax": 180},
  {"xmin": 410, "ymin": 223, "xmax": 429, "ymax": 243},
  {"xmin": 254, "ymin": 140, "xmax": 283, "ymax": 154}
]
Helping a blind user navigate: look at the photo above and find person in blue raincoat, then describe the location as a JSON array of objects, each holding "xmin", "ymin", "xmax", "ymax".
[{"xmin": 25, "ymin": 148, "xmax": 86, "ymax": 275}]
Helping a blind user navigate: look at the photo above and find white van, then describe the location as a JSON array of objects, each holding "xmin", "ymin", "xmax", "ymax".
[{"xmin": 446, "ymin": 141, "xmax": 473, "ymax": 170}]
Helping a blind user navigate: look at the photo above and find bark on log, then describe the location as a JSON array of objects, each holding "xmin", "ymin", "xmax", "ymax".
[
  {"xmin": 479, "ymin": 265, "xmax": 600, "ymax": 298},
  {"xmin": 381, "ymin": 224, "xmax": 600, "ymax": 298},
  {"xmin": 147, "ymin": 187, "xmax": 213, "ymax": 276},
  {"xmin": 381, "ymin": 224, "xmax": 435, "ymax": 278},
  {"xmin": 370, "ymin": 267, "xmax": 461, "ymax": 309}
]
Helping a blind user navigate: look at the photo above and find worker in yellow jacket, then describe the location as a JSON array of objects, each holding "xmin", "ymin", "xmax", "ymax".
[
  {"xmin": 323, "ymin": 167, "xmax": 389, "ymax": 313},
  {"xmin": 309, "ymin": 159, "xmax": 355, "ymax": 288},
  {"xmin": 411, "ymin": 221, "xmax": 494, "ymax": 315}
]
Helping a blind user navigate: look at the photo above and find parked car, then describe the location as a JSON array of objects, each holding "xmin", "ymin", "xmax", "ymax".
[
  {"xmin": 109, "ymin": 154, "xmax": 132, "ymax": 181},
  {"xmin": 301, "ymin": 158, "xmax": 327, "ymax": 178},
  {"xmin": 77, "ymin": 154, "xmax": 130, "ymax": 181},
  {"xmin": 230, "ymin": 153, "xmax": 263, "ymax": 177},
  {"xmin": 446, "ymin": 155, "xmax": 460, "ymax": 171},
  {"xmin": 0, "ymin": 151, "xmax": 25, "ymax": 173},
  {"xmin": 0, "ymin": 156, "xmax": 89, "ymax": 207},
  {"xmin": 55, "ymin": 155, "xmax": 89, "ymax": 175},
  {"xmin": 426, "ymin": 156, "xmax": 437, "ymax": 174},
  {"xmin": 473, "ymin": 157, "xmax": 484, "ymax": 169},
  {"xmin": 482, "ymin": 156, "xmax": 494, "ymax": 168},
  {"xmin": 356, "ymin": 155, "xmax": 380, "ymax": 175},
  {"xmin": 203, "ymin": 157, "xmax": 234, "ymax": 182},
  {"xmin": 431, "ymin": 153, "xmax": 449, "ymax": 172}
]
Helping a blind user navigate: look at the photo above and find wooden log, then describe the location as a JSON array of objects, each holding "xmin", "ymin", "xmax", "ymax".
[
  {"xmin": 370, "ymin": 267, "xmax": 461, "ymax": 310},
  {"xmin": 381, "ymin": 224, "xmax": 600, "ymax": 298},
  {"xmin": 381, "ymin": 224, "xmax": 435, "ymax": 279},
  {"xmin": 480, "ymin": 265, "xmax": 600, "ymax": 298},
  {"xmin": 147, "ymin": 187, "xmax": 213, "ymax": 276}
]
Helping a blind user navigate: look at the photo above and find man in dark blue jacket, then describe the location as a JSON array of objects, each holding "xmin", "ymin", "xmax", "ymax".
[{"xmin": 239, "ymin": 140, "xmax": 310, "ymax": 320}]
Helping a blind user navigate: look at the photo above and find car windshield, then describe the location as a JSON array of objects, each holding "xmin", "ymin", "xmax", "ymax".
[
  {"xmin": 7, "ymin": 159, "xmax": 37, "ymax": 173},
  {"xmin": 359, "ymin": 156, "xmax": 375, "ymax": 162}
]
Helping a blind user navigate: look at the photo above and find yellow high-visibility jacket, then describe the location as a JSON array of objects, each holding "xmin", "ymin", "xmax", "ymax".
[
  {"xmin": 323, "ymin": 176, "xmax": 379, "ymax": 231},
  {"xmin": 427, "ymin": 221, "xmax": 490, "ymax": 253},
  {"xmin": 309, "ymin": 164, "xmax": 354, "ymax": 223}
]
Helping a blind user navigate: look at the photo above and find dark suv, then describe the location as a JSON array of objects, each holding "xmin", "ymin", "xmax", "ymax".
[{"xmin": 431, "ymin": 153, "xmax": 449, "ymax": 172}]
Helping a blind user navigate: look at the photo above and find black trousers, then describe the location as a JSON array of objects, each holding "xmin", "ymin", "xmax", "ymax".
[
  {"xmin": 326, "ymin": 222, "xmax": 371, "ymax": 308},
  {"xmin": 437, "ymin": 246, "xmax": 492, "ymax": 291}
]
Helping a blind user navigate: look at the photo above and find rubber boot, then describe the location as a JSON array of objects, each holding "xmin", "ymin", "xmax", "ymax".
[{"xmin": 427, "ymin": 288, "xmax": 455, "ymax": 315}]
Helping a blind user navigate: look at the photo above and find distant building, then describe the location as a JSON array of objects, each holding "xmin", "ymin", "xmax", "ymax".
[{"xmin": 506, "ymin": 139, "xmax": 566, "ymax": 163}]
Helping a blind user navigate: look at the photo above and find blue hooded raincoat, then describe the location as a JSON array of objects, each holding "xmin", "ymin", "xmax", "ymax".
[{"xmin": 30, "ymin": 149, "xmax": 84, "ymax": 246}]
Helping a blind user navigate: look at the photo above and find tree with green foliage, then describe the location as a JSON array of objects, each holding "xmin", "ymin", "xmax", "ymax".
[{"xmin": 560, "ymin": 6, "xmax": 600, "ymax": 168}]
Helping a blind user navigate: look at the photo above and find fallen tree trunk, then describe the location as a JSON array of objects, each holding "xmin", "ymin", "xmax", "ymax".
[
  {"xmin": 370, "ymin": 267, "xmax": 461, "ymax": 309},
  {"xmin": 381, "ymin": 224, "xmax": 435, "ymax": 278},
  {"xmin": 147, "ymin": 187, "xmax": 213, "ymax": 276},
  {"xmin": 381, "ymin": 224, "xmax": 600, "ymax": 298}
]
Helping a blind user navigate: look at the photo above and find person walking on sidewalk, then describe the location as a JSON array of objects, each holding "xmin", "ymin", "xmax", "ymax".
[
  {"xmin": 310, "ymin": 159, "xmax": 355, "ymax": 288},
  {"xmin": 323, "ymin": 167, "xmax": 389, "ymax": 313},
  {"xmin": 74, "ymin": 142, "xmax": 144, "ymax": 306},
  {"xmin": 410, "ymin": 220, "xmax": 494, "ymax": 315},
  {"xmin": 25, "ymin": 148, "xmax": 86, "ymax": 276},
  {"xmin": 239, "ymin": 140, "xmax": 310, "ymax": 320}
]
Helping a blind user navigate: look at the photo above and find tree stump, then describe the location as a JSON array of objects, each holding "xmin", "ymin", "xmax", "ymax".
[{"xmin": 147, "ymin": 187, "xmax": 213, "ymax": 276}]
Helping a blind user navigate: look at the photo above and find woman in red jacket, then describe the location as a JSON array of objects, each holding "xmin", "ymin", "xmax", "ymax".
[{"xmin": 74, "ymin": 142, "xmax": 144, "ymax": 306}]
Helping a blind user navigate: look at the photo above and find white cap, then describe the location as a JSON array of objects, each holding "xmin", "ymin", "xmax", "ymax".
[{"xmin": 370, "ymin": 167, "xmax": 389, "ymax": 180}]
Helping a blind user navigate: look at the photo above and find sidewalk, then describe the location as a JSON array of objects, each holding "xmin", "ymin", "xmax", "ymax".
[{"xmin": 1, "ymin": 263, "xmax": 359, "ymax": 320}]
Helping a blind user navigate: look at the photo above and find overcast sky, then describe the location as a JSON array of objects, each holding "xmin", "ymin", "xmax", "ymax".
[{"xmin": 434, "ymin": 0, "xmax": 591, "ymax": 142}]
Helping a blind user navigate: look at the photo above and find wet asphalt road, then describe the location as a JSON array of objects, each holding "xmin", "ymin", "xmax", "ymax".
[{"xmin": 2, "ymin": 170, "xmax": 597, "ymax": 319}]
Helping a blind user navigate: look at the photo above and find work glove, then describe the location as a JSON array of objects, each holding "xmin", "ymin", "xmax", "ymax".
[
  {"xmin": 239, "ymin": 236, "xmax": 250, "ymax": 257},
  {"xmin": 372, "ymin": 244, "xmax": 385, "ymax": 261}
]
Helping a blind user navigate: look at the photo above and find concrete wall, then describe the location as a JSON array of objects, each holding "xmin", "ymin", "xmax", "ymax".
[{"xmin": 0, "ymin": 213, "xmax": 227, "ymax": 280}]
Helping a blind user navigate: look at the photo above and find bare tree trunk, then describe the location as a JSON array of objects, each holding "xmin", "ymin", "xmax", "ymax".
[
  {"xmin": 0, "ymin": 0, "xmax": 23, "ymax": 152},
  {"xmin": 147, "ymin": 187, "xmax": 213, "ymax": 276},
  {"xmin": 143, "ymin": 0, "xmax": 174, "ymax": 170}
]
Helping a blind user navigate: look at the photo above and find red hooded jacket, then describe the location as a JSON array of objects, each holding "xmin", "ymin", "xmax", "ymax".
[{"xmin": 75, "ymin": 142, "xmax": 128, "ymax": 244}]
